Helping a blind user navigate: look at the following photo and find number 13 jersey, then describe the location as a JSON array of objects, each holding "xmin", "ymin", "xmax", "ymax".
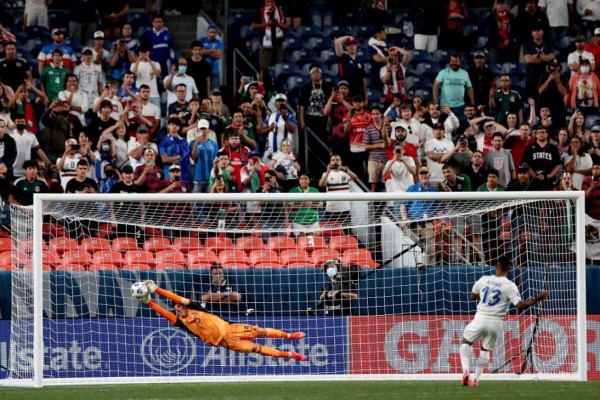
[{"xmin": 472, "ymin": 275, "xmax": 523, "ymax": 320}]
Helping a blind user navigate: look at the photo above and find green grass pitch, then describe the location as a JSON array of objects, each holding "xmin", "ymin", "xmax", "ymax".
[{"xmin": 1, "ymin": 381, "xmax": 600, "ymax": 400}]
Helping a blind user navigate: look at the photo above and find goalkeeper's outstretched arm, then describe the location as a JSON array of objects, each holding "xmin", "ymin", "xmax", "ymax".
[{"xmin": 141, "ymin": 280, "xmax": 191, "ymax": 325}]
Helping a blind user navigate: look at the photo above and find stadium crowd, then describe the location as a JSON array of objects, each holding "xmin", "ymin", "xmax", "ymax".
[{"xmin": 0, "ymin": 0, "xmax": 598, "ymax": 263}]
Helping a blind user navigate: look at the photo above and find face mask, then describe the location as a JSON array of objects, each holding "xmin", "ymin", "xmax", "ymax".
[
  {"xmin": 326, "ymin": 268, "xmax": 337, "ymax": 278},
  {"xmin": 178, "ymin": 66, "xmax": 187, "ymax": 74},
  {"xmin": 101, "ymin": 145, "xmax": 110, "ymax": 152},
  {"xmin": 580, "ymin": 66, "xmax": 590, "ymax": 74},
  {"xmin": 16, "ymin": 123, "xmax": 26, "ymax": 131}
]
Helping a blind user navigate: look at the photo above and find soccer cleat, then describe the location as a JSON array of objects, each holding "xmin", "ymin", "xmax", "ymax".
[
  {"xmin": 291, "ymin": 351, "xmax": 307, "ymax": 361},
  {"xmin": 462, "ymin": 371, "xmax": 470, "ymax": 386},
  {"xmin": 288, "ymin": 332, "xmax": 306, "ymax": 340},
  {"xmin": 469, "ymin": 379, "xmax": 479, "ymax": 387}
]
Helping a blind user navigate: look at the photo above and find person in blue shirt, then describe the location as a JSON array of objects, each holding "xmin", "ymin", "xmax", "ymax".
[
  {"xmin": 191, "ymin": 122, "xmax": 219, "ymax": 193},
  {"xmin": 141, "ymin": 15, "xmax": 174, "ymax": 77},
  {"xmin": 433, "ymin": 53, "xmax": 475, "ymax": 122},
  {"xmin": 399, "ymin": 166, "xmax": 442, "ymax": 266},
  {"xmin": 199, "ymin": 25, "xmax": 224, "ymax": 91},
  {"xmin": 159, "ymin": 118, "xmax": 191, "ymax": 183}
]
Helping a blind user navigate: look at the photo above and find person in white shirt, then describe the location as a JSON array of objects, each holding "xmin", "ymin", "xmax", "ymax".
[
  {"xmin": 460, "ymin": 255, "xmax": 549, "ymax": 387},
  {"xmin": 567, "ymin": 34, "xmax": 596, "ymax": 76},
  {"xmin": 58, "ymin": 74, "xmax": 89, "ymax": 126},
  {"xmin": 164, "ymin": 56, "xmax": 199, "ymax": 108},
  {"xmin": 131, "ymin": 45, "xmax": 162, "ymax": 107},
  {"xmin": 319, "ymin": 153, "xmax": 357, "ymax": 226},
  {"xmin": 74, "ymin": 48, "xmax": 104, "ymax": 106},
  {"xmin": 258, "ymin": 93, "xmax": 297, "ymax": 163},
  {"xmin": 127, "ymin": 125, "xmax": 158, "ymax": 170},
  {"xmin": 10, "ymin": 114, "xmax": 52, "ymax": 178},
  {"xmin": 424, "ymin": 122, "xmax": 455, "ymax": 188},
  {"xmin": 382, "ymin": 143, "xmax": 416, "ymax": 193}
]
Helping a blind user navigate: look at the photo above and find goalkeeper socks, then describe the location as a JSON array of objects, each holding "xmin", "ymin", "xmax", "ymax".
[
  {"xmin": 474, "ymin": 350, "xmax": 490, "ymax": 381},
  {"xmin": 257, "ymin": 345, "xmax": 290, "ymax": 358},
  {"xmin": 263, "ymin": 328, "xmax": 290, "ymax": 339},
  {"xmin": 459, "ymin": 343, "xmax": 472, "ymax": 373}
]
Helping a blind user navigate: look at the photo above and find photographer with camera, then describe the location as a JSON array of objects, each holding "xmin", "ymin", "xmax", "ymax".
[
  {"xmin": 258, "ymin": 93, "xmax": 297, "ymax": 163},
  {"xmin": 314, "ymin": 259, "xmax": 359, "ymax": 316}
]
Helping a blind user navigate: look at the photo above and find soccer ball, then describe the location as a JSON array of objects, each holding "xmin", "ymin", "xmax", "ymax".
[{"xmin": 131, "ymin": 282, "xmax": 148, "ymax": 298}]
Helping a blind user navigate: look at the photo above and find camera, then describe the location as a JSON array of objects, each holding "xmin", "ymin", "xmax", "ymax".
[
  {"xmin": 174, "ymin": 176, "xmax": 181, "ymax": 182},
  {"xmin": 85, "ymin": 182, "xmax": 92, "ymax": 189},
  {"xmin": 594, "ymin": 175, "xmax": 599, "ymax": 183},
  {"xmin": 279, "ymin": 104, "xmax": 286, "ymax": 111},
  {"xmin": 70, "ymin": 144, "xmax": 80, "ymax": 151},
  {"xmin": 395, "ymin": 149, "xmax": 402, "ymax": 154}
]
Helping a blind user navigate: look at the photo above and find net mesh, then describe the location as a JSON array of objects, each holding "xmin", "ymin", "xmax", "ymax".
[{"xmin": 6, "ymin": 194, "xmax": 581, "ymax": 383}]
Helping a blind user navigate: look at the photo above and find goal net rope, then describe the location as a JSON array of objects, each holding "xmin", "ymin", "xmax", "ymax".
[{"xmin": 1, "ymin": 192, "xmax": 586, "ymax": 385}]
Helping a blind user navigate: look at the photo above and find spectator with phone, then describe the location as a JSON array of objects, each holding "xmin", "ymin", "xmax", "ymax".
[
  {"xmin": 164, "ymin": 56, "xmax": 198, "ymax": 108},
  {"xmin": 134, "ymin": 148, "xmax": 165, "ymax": 193},
  {"xmin": 251, "ymin": 0, "xmax": 287, "ymax": 82},
  {"xmin": 258, "ymin": 93, "xmax": 297, "ymax": 163},
  {"xmin": 131, "ymin": 45, "xmax": 161, "ymax": 107},
  {"xmin": 56, "ymin": 138, "xmax": 83, "ymax": 188},
  {"xmin": 159, "ymin": 118, "xmax": 190, "ymax": 183}
]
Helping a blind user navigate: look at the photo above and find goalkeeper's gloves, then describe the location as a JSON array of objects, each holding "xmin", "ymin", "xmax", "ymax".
[
  {"xmin": 138, "ymin": 292, "xmax": 151, "ymax": 305},
  {"xmin": 144, "ymin": 280, "xmax": 158, "ymax": 294}
]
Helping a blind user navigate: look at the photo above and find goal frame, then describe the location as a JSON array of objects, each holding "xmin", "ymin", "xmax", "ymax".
[{"xmin": 1, "ymin": 191, "xmax": 588, "ymax": 387}]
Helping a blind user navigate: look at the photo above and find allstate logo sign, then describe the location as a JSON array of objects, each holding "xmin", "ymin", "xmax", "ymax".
[{"xmin": 141, "ymin": 327, "xmax": 197, "ymax": 373}]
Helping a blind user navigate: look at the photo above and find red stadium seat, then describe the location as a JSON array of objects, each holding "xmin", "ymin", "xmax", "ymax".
[
  {"xmin": 266, "ymin": 236, "xmax": 296, "ymax": 253},
  {"xmin": 342, "ymin": 248, "xmax": 380, "ymax": 268},
  {"xmin": 173, "ymin": 237, "xmax": 203, "ymax": 253},
  {"xmin": 112, "ymin": 237, "xmax": 140, "ymax": 253},
  {"xmin": 155, "ymin": 250, "xmax": 187, "ymax": 268},
  {"xmin": 221, "ymin": 262, "xmax": 251, "ymax": 269},
  {"xmin": 254, "ymin": 262, "xmax": 283, "ymax": 269},
  {"xmin": 42, "ymin": 250, "xmax": 61, "ymax": 268},
  {"xmin": 96, "ymin": 223, "xmax": 115, "ymax": 239},
  {"xmin": 316, "ymin": 221, "xmax": 344, "ymax": 237},
  {"xmin": 0, "ymin": 251, "xmax": 11, "ymax": 271},
  {"xmin": 88, "ymin": 263, "xmax": 119, "ymax": 271},
  {"xmin": 187, "ymin": 249, "xmax": 218, "ymax": 269},
  {"xmin": 122, "ymin": 263, "xmax": 152, "ymax": 271},
  {"xmin": 329, "ymin": 235, "xmax": 359, "ymax": 252},
  {"xmin": 49, "ymin": 237, "xmax": 78, "ymax": 254},
  {"xmin": 54, "ymin": 262, "xmax": 87, "ymax": 271},
  {"xmin": 218, "ymin": 249, "xmax": 249, "ymax": 266},
  {"xmin": 42, "ymin": 222, "xmax": 67, "ymax": 238},
  {"xmin": 80, "ymin": 237, "xmax": 111, "ymax": 254},
  {"xmin": 143, "ymin": 237, "xmax": 173, "ymax": 253},
  {"xmin": 235, "ymin": 235, "xmax": 265, "ymax": 253},
  {"xmin": 297, "ymin": 236, "xmax": 327, "ymax": 252},
  {"xmin": 248, "ymin": 249, "xmax": 280, "ymax": 267},
  {"xmin": 123, "ymin": 250, "xmax": 156, "ymax": 267},
  {"xmin": 280, "ymin": 249, "xmax": 312, "ymax": 268},
  {"xmin": 0, "ymin": 237, "xmax": 11, "ymax": 252},
  {"xmin": 312, "ymin": 249, "xmax": 341, "ymax": 267},
  {"xmin": 62, "ymin": 250, "xmax": 93, "ymax": 267},
  {"xmin": 92, "ymin": 251, "xmax": 123, "ymax": 268},
  {"xmin": 205, "ymin": 236, "xmax": 234, "ymax": 253}
]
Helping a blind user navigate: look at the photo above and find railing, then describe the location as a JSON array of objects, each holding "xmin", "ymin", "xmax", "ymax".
[{"xmin": 231, "ymin": 48, "xmax": 259, "ymax": 97}]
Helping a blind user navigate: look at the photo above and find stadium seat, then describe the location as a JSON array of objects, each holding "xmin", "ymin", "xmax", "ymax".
[
  {"xmin": 122, "ymin": 263, "xmax": 152, "ymax": 271},
  {"xmin": 296, "ymin": 25, "xmax": 323, "ymax": 39},
  {"xmin": 187, "ymin": 249, "xmax": 218, "ymax": 269},
  {"xmin": 42, "ymin": 250, "xmax": 61, "ymax": 269},
  {"xmin": 280, "ymin": 249, "xmax": 312, "ymax": 268},
  {"xmin": 218, "ymin": 249, "xmax": 249, "ymax": 267},
  {"xmin": 349, "ymin": 25, "xmax": 372, "ymax": 41},
  {"xmin": 112, "ymin": 237, "xmax": 140, "ymax": 253},
  {"xmin": 62, "ymin": 250, "xmax": 93, "ymax": 267},
  {"xmin": 88, "ymin": 263, "xmax": 119, "ymax": 271},
  {"xmin": 501, "ymin": 62, "xmax": 526, "ymax": 79},
  {"xmin": 323, "ymin": 25, "xmax": 351, "ymax": 39},
  {"xmin": 415, "ymin": 61, "xmax": 441, "ymax": 79},
  {"xmin": 306, "ymin": 36, "xmax": 330, "ymax": 53},
  {"xmin": 312, "ymin": 249, "xmax": 341, "ymax": 267},
  {"xmin": 205, "ymin": 237, "xmax": 234, "ymax": 253},
  {"xmin": 412, "ymin": 88, "xmax": 433, "ymax": 102},
  {"xmin": 316, "ymin": 222, "xmax": 344, "ymax": 237},
  {"xmin": 282, "ymin": 36, "xmax": 303, "ymax": 52},
  {"xmin": 0, "ymin": 251, "xmax": 11, "ymax": 271},
  {"xmin": 92, "ymin": 251, "xmax": 123, "ymax": 268},
  {"xmin": 409, "ymin": 49, "xmax": 432, "ymax": 66},
  {"xmin": 297, "ymin": 236, "xmax": 327, "ymax": 252},
  {"xmin": 54, "ymin": 263, "xmax": 87, "ymax": 272},
  {"xmin": 329, "ymin": 235, "xmax": 359, "ymax": 252},
  {"xmin": 49, "ymin": 237, "xmax": 78, "ymax": 254},
  {"xmin": 432, "ymin": 49, "xmax": 451, "ymax": 67},
  {"xmin": 80, "ymin": 237, "xmax": 111, "ymax": 254},
  {"xmin": 248, "ymin": 249, "xmax": 280, "ymax": 268},
  {"xmin": 266, "ymin": 236, "xmax": 296, "ymax": 253},
  {"xmin": 123, "ymin": 250, "xmax": 156, "ymax": 267},
  {"xmin": 173, "ymin": 237, "xmax": 203, "ymax": 254},
  {"xmin": 0, "ymin": 238, "xmax": 10, "ymax": 252},
  {"xmin": 143, "ymin": 237, "xmax": 173, "ymax": 253},
  {"xmin": 235, "ymin": 236, "xmax": 265, "ymax": 253},
  {"xmin": 585, "ymin": 114, "xmax": 600, "ymax": 129},
  {"xmin": 154, "ymin": 250, "xmax": 187, "ymax": 270},
  {"xmin": 342, "ymin": 248, "xmax": 380, "ymax": 268}
]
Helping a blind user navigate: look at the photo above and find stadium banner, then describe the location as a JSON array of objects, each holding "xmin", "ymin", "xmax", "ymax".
[
  {"xmin": 349, "ymin": 315, "xmax": 600, "ymax": 379},
  {"xmin": 0, "ymin": 317, "xmax": 347, "ymax": 378}
]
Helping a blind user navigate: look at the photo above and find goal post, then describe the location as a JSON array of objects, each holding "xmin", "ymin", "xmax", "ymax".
[{"xmin": 0, "ymin": 191, "xmax": 587, "ymax": 386}]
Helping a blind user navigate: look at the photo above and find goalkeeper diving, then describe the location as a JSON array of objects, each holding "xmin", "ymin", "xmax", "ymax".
[{"xmin": 135, "ymin": 280, "xmax": 307, "ymax": 361}]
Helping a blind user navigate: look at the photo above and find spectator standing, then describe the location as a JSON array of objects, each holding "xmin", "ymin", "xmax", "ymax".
[
  {"xmin": 191, "ymin": 122, "xmax": 219, "ymax": 193},
  {"xmin": 259, "ymin": 93, "xmax": 297, "ymax": 163},
  {"xmin": 289, "ymin": 173, "xmax": 321, "ymax": 237},
  {"xmin": 135, "ymin": 85, "xmax": 161, "ymax": 140},
  {"xmin": 468, "ymin": 52, "xmax": 494, "ymax": 112},
  {"xmin": 368, "ymin": 26, "xmax": 389, "ymax": 92},
  {"xmin": 483, "ymin": 132, "xmax": 515, "ymax": 188},
  {"xmin": 90, "ymin": 31, "xmax": 111, "ymax": 71},
  {"xmin": 433, "ymin": 54, "xmax": 474, "ymax": 119},
  {"xmin": 58, "ymin": 74, "xmax": 89, "ymax": 127},
  {"xmin": 128, "ymin": 125, "xmax": 158, "ymax": 170},
  {"xmin": 97, "ymin": 0, "xmax": 130, "ymax": 39},
  {"xmin": 40, "ymin": 49, "xmax": 68, "ymax": 102},
  {"xmin": 538, "ymin": 0, "xmax": 574, "ymax": 48},
  {"xmin": 424, "ymin": 122, "xmax": 455, "ymax": 188},
  {"xmin": 382, "ymin": 143, "xmax": 417, "ymax": 194},
  {"xmin": 116, "ymin": 71, "xmax": 139, "ymax": 105},
  {"xmin": 586, "ymin": 125, "xmax": 600, "ymax": 159},
  {"xmin": 187, "ymin": 41, "xmax": 211, "ymax": 99},
  {"xmin": 362, "ymin": 105, "xmax": 391, "ymax": 192},
  {"xmin": 380, "ymin": 46, "xmax": 410, "ymax": 105},
  {"xmin": 159, "ymin": 118, "xmax": 191, "ymax": 183},
  {"xmin": 269, "ymin": 139, "xmax": 300, "ymax": 192},
  {"xmin": 538, "ymin": 60, "xmax": 568, "ymax": 128},
  {"xmin": 164, "ymin": 57, "xmax": 199, "ymax": 108},
  {"xmin": 134, "ymin": 148, "xmax": 165, "ymax": 193},
  {"xmin": 568, "ymin": 34, "xmax": 596, "ymax": 77},
  {"xmin": 110, "ymin": 23, "xmax": 140, "ymax": 56},
  {"xmin": 199, "ymin": 25, "xmax": 224, "ymax": 91},
  {"xmin": 515, "ymin": 0, "xmax": 550, "ymax": 47},
  {"xmin": 488, "ymin": 0, "xmax": 515, "ymax": 64},
  {"xmin": 92, "ymin": 80, "xmax": 123, "ymax": 121},
  {"xmin": 0, "ymin": 42, "xmax": 33, "ymax": 92},
  {"xmin": 40, "ymin": 100, "xmax": 81, "ymax": 162},
  {"xmin": 74, "ymin": 48, "xmax": 104, "ymax": 107},
  {"xmin": 87, "ymin": 99, "xmax": 117, "ymax": 147},
  {"xmin": 567, "ymin": 59, "xmax": 600, "ymax": 116},
  {"xmin": 0, "ymin": 119, "xmax": 17, "ymax": 199},
  {"xmin": 227, "ymin": 112, "xmax": 256, "ymax": 150},
  {"xmin": 342, "ymin": 95, "xmax": 372, "ymax": 184},
  {"xmin": 131, "ymin": 46, "xmax": 162, "ymax": 108},
  {"xmin": 37, "ymin": 28, "xmax": 77, "ymax": 75},
  {"xmin": 441, "ymin": 0, "xmax": 468, "ymax": 53},
  {"xmin": 334, "ymin": 36, "xmax": 367, "ymax": 100},
  {"xmin": 141, "ymin": 16, "xmax": 175, "ymax": 77},
  {"xmin": 477, "ymin": 169, "xmax": 505, "ymax": 264},
  {"xmin": 108, "ymin": 38, "xmax": 134, "ymax": 82},
  {"xmin": 490, "ymin": 74, "xmax": 523, "ymax": 128},
  {"xmin": 319, "ymin": 153, "xmax": 357, "ymax": 226},
  {"xmin": 523, "ymin": 24, "xmax": 556, "ymax": 100},
  {"xmin": 463, "ymin": 150, "xmax": 491, "ymax": 191},
  {"xmin": 562, "ymin": 136, "xmax": 593, "ymax": 190},
  {"xmin": 23, "ymin": 0, "xmax": 50, "ymax": 29},
  {"xmin": 10, "ymin": 114, "xmax": 51, "ymax": 179},
  {"xmin": 522, "ymin": 125, "xmax": 562, "ymax": 190},
  {"xmin": 7, "ymin": 82, "xmax": 45, "ymax": 134},
  {"xmin": 504, "ymin": 122, "xmax": 535, "ymax": 169},
  {"xmin": 220, "ymin": 131, "xmax": 251, "ymax": 192},
  {"xmin": 9, "ymin": 160, "xmax": 48, "ymax": 206},
  {"xmin": 412, "ymin": 0, "xmax": 443, "ymax": 53},
  {"xmin": 582, "ymin": 159, "xmax": 600, "ymax": 220},
  {"xmin": 68, "ymin": 0, "xmax": 99, "ymax": 43},
  {"xmin": 251, "ymin": 0, "xmax": 287, "ymax": 83},
  {"xmin": 584, "ymin": 29, "xmax": 600, "ymax": 76},
  {"xmin": 323, "ymin": 80, "xmax": 352, "ymax": 164},
  {"xmin": 577, "ymin": 0, "xmax": 600, "ymax": 39}
]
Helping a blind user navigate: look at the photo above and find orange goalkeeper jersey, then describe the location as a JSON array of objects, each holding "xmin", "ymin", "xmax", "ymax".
[{"xmin": 177, "ymin": 308, "xmax": 230, "ymax": 346}]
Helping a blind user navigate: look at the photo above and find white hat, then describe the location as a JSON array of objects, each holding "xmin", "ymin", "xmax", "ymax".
[
  {"xmin": 274, "ymin": 93, "xmax": 287, "ymax": 101},
  {"xmin": 197, "ymin": 119, "xmax": 210, "ymax": 129},
  {"xmin": 595, "ymin": 27, "xmax": 600, "ymax": 36}
]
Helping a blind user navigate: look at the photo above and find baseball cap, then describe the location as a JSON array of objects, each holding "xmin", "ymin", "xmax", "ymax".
[
  {"xmin": 391, "ymin": 122, "xmax": 406, "ymax": 131},
  {"xmin": 197, "ymin": 119, "xmax": 210, "ymax": 129},
  {"xmin": 52, "ymin": 28, "xmax": 65, "ymax": 35},
  {"xmin": 591, "ymin": 125, "xmax": 600, "ymax": 132},
  {"xmin": 337, "ymin": 80, "xmax": 349, "ymax": 88},
  {"xmin": 418, "ymin": 166, "xmax": 430, "ymax": 174},
  {"xmin": 517, "ymin": 163, "xmax": 530, "ymax": 173},
  {"xmin": 99, "ymin": 99, "xmax": 113, "ymax": 110},
  {"xmin": 345, "ymin": 37, "xmax": 357, "ymax": 45},
  {"xmin": 211, "ymin": 89, "xmax": 221, "ymax": 96},
  {"xmin": 65, "ymin": 138, "xmax": 78, "ymax": 146},
  {"xmin": 274, "ymin": 93, "xmax": 287, "ymax": 101},
  {"xmin": 433, "ymin": 122, "xmax": 445, "ymax": 130},
  {"xmin": 82, "ymin": 47, "xmax": 93, "ymax": 55},
  {"xmin": 575, "ymin": 34, "xmax": 586, "ymax": 42},
  {"xmin": 136, "ymin": 125, "xmax": 149, "ymax": 133},
  {"xmin": 352, "ymin": 94, "xmax": 364, "ymax": 102},
  {"xmin": 93, "ymin": 31, "xmax": 105, "ymax": 39},
  {"xmin": 169, "ymin": 164, "xmax": 181, "ymax": 171},
  {"xmin": 595, "ymin": 28, "xmax": 600, "ymax": 36},
  {"xmin": 473, "ymin": 51, "xmax": 486, "ymax": 58},
  {"xmin": 121, "ymin": 165, "xmax": 134, "ymax": 174}
]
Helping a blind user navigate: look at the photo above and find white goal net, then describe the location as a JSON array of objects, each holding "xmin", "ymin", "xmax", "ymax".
[{"xmin": 0, "ymin": 192, "xmax": 587, "ymax": 386}]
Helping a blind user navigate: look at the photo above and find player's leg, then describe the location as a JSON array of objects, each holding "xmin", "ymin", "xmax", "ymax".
[
  {"xmin": 471, "ymin": 324, "xmax": 500, "ymax": 386},
  {"xmin": 257, "ymin": 327, "xmax": 305, "ymax": 340},
  {"xmin": 459, "ymin": 338, "xmax": 474, "ymax": 386},
  {"xmin": 251, "ymin": 343, "xmax": 307, "ymax": 361}
]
